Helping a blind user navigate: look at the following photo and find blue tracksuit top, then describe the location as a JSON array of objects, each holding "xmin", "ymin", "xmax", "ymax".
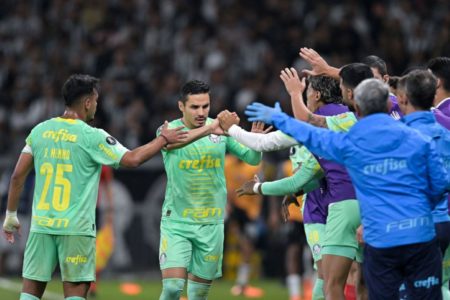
[
  {"xmin": 272, "ymin": 112, "xmax": 449, "ymax": 248},
  {"xmin": 402, "ymin": 111, "xmax": 450, "ymax": 223}
]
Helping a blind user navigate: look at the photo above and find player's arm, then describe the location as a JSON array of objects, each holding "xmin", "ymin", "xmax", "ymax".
[
  {"xmin": 219, "ymin": 110, "xmax": 297, "ymax": 152},
  {"xmin": 272, "ymin": 112, "xmax": 348, "ymax": 163},
  {"xmin": 280, "ymin": 67, "xmax": 328, "ymax": 128},
  {"xmin": 299, "ymin": 47, "xmax": 340, "ymax": 79},
  {"xmin": 164, "ymin": 119, "xmax": 223, "ymax": 150},
  {"xmin": 120, "ymin": 121, "xmax": 188, "ymax": 167},
  {"xmin": 3, "ymin": 152, "xmax": 33, "ymax": 243},
  {"xmin": 226, "ymin": 136, "xmax": 262, "ymax": 166},
  {"xmin": 236, "ymin": 155, "xmax": 323, "ymax": 197}
]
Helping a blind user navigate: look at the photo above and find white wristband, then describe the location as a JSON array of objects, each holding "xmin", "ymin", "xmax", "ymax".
[
  {"xmin": 253, "ymin": 183, "xmax": 261, "ymax": 194},
  {"xmin": 6, "ymin": 210, "xmax": 17, "ymax": 218}
]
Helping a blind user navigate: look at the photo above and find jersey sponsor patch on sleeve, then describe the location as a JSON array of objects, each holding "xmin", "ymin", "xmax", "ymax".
[{"xmin": 106, "ymin": 136, "xmax": 117, "ymax": 145}]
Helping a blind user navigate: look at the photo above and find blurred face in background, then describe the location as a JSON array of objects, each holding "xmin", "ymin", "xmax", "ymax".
[
  {"xmin": 306, "ymin": 84, "xmax": 322, "ymax": 112},
  {"xmin": 340, "ymin": 79, "xmax": 355, "ymax": 109},
  {"xmin": 178, "ymin": 93, "xmax": 210, "ymax": 128}
]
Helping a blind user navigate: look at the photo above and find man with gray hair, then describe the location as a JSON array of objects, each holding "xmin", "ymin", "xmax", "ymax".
[{"xmin": 245, "ymin": 78, "xmax": 448, "ymax": 300}]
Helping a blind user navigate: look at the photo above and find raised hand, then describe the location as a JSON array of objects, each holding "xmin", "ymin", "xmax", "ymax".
[
  {"xmin": 160, "ymin": 121, "xmax": 188, "ymax": 144},
  {"xmin": 236, "ymin": 175, "xmax": 260, "ymax": 197},
  {"xmin": 3, "ymin": 212, "xmax": 21, "ymax": 244},
  {"xmin": 280, "ymin": 67, "xmax": 306, "ymax": 96},
  {"xmin": 245, "ymin": 102, "xmax": 282, "ymax": 125},
  {"xmin": 299, "ymin": 47, "xmax": 331, "ymax": 76},
  {"xmin": 217, "ymin": 110, "xmax": 240, "ymax": 132},
  {"xmin": 251, "ymin": 121, "xmax": 273, "ymax": 134}
]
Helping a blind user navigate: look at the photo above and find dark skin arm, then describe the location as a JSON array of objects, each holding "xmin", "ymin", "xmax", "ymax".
[
  {"xmin": 120, "ymin": 121, "xmax": 188, "ymax": 168},
  {"xmin": 3, "ymin": 153, "xmax": 33, "ymax": 243}
]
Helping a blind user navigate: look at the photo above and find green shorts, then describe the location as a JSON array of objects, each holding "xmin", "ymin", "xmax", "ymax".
[
  {"xmin": 23, "ymin": 232, "xmax": 95, "ymax": 282},
  {"xmin": 304, "ymin": 223, "xmax": 325, "ymax": 268},
  {"xmin": 159, "ymin": 220, "xmax": 224, "ymax": 280},
  {"xmin": 322, "ymin": 200, "xmax": 362, "ymax": 262}
]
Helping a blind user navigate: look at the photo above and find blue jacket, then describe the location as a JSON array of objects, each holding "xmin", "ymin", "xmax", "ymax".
[
  {"xmin": 272, "ymin": 112, "xmax": 449, "ymax": 248},
  {"xmin": 403, "ymin": 111, "xmax": 450, "ymax": 223}
]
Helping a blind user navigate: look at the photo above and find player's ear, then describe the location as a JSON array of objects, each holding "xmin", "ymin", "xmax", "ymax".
[
  {"xmin": 348, "ymin": 88, "xmax": 354, "ymax": 101},
  {"xmin": 178, "ymin": 100, "xmax": 184, "ymax": 113}
]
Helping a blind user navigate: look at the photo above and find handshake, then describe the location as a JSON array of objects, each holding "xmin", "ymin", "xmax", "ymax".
[
  {"xmin": 215, "ymin": 110, "xmax": 241, "ymax": 134},
  {"xmin": 213, "ymin": 109, "xmax": 274, "ymax": 135}
]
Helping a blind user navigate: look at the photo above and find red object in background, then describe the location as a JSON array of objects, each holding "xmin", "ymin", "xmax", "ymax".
[{"xmin": 344, "ymin": 284, "xmax": 356, "ymax": 300}]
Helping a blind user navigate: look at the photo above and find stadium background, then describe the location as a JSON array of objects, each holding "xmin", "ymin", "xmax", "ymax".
[{"xmin": 0, "ymin": 0, "xmax": 448, "ymax": 299}]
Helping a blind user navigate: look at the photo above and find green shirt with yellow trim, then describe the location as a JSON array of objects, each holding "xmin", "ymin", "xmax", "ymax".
[
  {"xmin": 325, "ymin": 111, "xmax": 358, "ymax": 132},
  {"xmin": 159, "ymin": 118, "xmax": 262, "ymax": 224},
  {"xmin": 25, "ymin": 117, "xmax": 128, "ymax": 237}
]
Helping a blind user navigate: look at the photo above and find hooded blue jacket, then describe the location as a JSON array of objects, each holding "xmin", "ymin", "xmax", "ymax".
[
  {"xmin": 403, "ymin": 111, "xmax": 450, "ymax": 223},
  {"xmin": 272, "ymin": 112, "xmax": 449, "ymax": 248}
]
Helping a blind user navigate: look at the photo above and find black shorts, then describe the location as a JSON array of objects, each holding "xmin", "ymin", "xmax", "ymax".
[{"xmin": 363, "ymin": 239, "xmax": 442, "ymax": 300}]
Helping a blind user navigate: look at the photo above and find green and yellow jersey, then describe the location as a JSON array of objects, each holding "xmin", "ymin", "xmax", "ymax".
[
  {"xmin": 24, "ymin": 117, "xmax": 128, "ymax": 237},
  {"xmin": 325, "ymin": 111, "xmax": 358, "ymax": 132},
  {"xmin": 159, "ymin": 118, "xmax": 262, "ymax": 224}
]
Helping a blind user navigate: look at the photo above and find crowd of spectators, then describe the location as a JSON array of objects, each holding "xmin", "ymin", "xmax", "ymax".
[{"xmin": 0, "ymin": 0, "xmax": 448, "ymax": 169}]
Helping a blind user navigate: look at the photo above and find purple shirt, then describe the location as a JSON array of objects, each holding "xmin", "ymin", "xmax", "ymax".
[
  {"xmin": 314, "ymin": 104, "xmax": 357, "ymax": 206},
  {"xmin": 434, "ymin": 98, "xmax": 450, "ymax": 130},
  {"xmin": 389, "ymin": 94, "xmax": 403, "ymax": 119},
  {"xmin": 303, "ymin": 188, "xmax": 326, "ymax": 224}
]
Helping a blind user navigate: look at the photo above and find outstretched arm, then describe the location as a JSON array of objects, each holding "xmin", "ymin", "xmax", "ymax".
[
  {"xmin": 299, "ymin": 47, "xmax": 340, "ymax": 79},
  {"xmin": 165, "ymin": 119, "xmax": 224, "ymax": 150},
  {"xmin": 245, "ymin": 104, "xmax": 348, "ymax": 163},
  {"xmin": 3, "ymin": 153, "xmax": 33, "ymax": 243},
  {"xmin": 121, "ymin": 121, "xmax": 188, "ymax": 167},
  {"xmin": 280, "ymin": 68, "xmax": 328, "ymax": 128}
]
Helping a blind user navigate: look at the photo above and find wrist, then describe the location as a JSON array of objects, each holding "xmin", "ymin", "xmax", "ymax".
[
  {"xmin": 159, "ymin": 134, "xmax": 169, "ymax": 146},
  {"xmin": 253, "ymin": 183, "xmax": 262, "ymax": 194},
  {"xmin": 6, "ymin": 210, "xmax": 17, "ymax": 218}
]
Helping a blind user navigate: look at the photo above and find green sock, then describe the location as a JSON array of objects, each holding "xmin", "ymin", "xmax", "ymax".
[
  {"xmin": 65, "ymin": 297, "xmax": 85, "ymax": 300},
  {"xmin": 20, "ymin": 293, "xmax": 40, "ymax": 300},
  {"xmin": 187, "ymin": 280, "xmax": 211, "ymax": 300},
  {"xmin": 159, "ymin": 278, "xmax": 186, "ymax": 300},
  {"xmin": 312, "ymin": 278, "xmax": 325, "ymax": 300}
]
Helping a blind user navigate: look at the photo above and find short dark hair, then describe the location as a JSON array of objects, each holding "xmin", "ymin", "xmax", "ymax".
[
  {"xmin": 62, "ymin": 74, "xmax": 99, "ymax": 107},
  {"xmin": 404, "ymin": 70, "xmax": 437, "ymax": 110},
  {"xmin": 339, "ymin": 63, "xmax": 374, "ymax": 89},
  {"xmin": 427, "ymin": 57, "xmax": 450, "ymax": 91},
  {"xmin": 361, "ymin": 55, "xmax": 388, "ymax": 76},
  {"xmin": 308, "ymin": 76, "xmax": 342, "ymax": 104},
  {"xmin": 180, "ymin": 80, "xmax": 210, "ymax": 102},
  {"xmin": 388, "ymin": 76, "xmax": 400, "ymax": 90}
]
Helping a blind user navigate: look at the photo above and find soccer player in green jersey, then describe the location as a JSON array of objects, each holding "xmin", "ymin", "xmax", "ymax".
[
  {"xmin": 2, "ymin": 74, "xmax": 188, "ymax": 300},
  {"xmin": 157, "ymin": 80, "xmax": 262, "ymax": 300}
]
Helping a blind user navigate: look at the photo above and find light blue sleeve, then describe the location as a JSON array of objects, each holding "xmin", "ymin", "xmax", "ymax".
[
  {"xmin": 272, "ymin": 112, "xmax": 349, "ymax": 164},
  {"xmin": 427, "ymin": 141, "xmax": 450, "ymax": 206}
]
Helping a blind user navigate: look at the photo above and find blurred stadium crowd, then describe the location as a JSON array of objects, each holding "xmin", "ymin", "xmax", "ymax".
[
  {"xmin": 0, "ymin": 0, "xmax": 449, "ymax": 294},
  {"xmin": 0, "ymin": 0, "xmax": 449, "ymax": 165}
]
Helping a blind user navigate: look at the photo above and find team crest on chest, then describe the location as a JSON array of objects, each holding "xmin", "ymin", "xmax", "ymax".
[{"xmin": 209, "ymin": 134, "xmax": 221, "ymax": 143}]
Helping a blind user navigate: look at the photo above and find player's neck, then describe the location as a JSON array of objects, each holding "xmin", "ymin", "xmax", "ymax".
[
  {"xmin": 61, "ymin": 109, "xmax": 85, "ymax": 121},
  {"xmin": 434, "ymin": 89, "xmax": 450, "ymax": 107}
]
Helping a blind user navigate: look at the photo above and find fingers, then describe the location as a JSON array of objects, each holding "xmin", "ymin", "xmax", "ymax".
[
  {"xmin": 302, "ymin": 69, "xmax": 315, "ymax": 76},
  {"xmin": 254, "ymin": 174, "xmax": 260, "ymax": 182},
  {"xmin": 235, "ymin": 188, "xmax": 244, "ymax": 197},
  {"xmin": 263, "ymin": 126, "xmax": 273, "ymax": 134},
  {"xmin": 3, "ymin": 231, "xmax": 14, "ymax": 244}
]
